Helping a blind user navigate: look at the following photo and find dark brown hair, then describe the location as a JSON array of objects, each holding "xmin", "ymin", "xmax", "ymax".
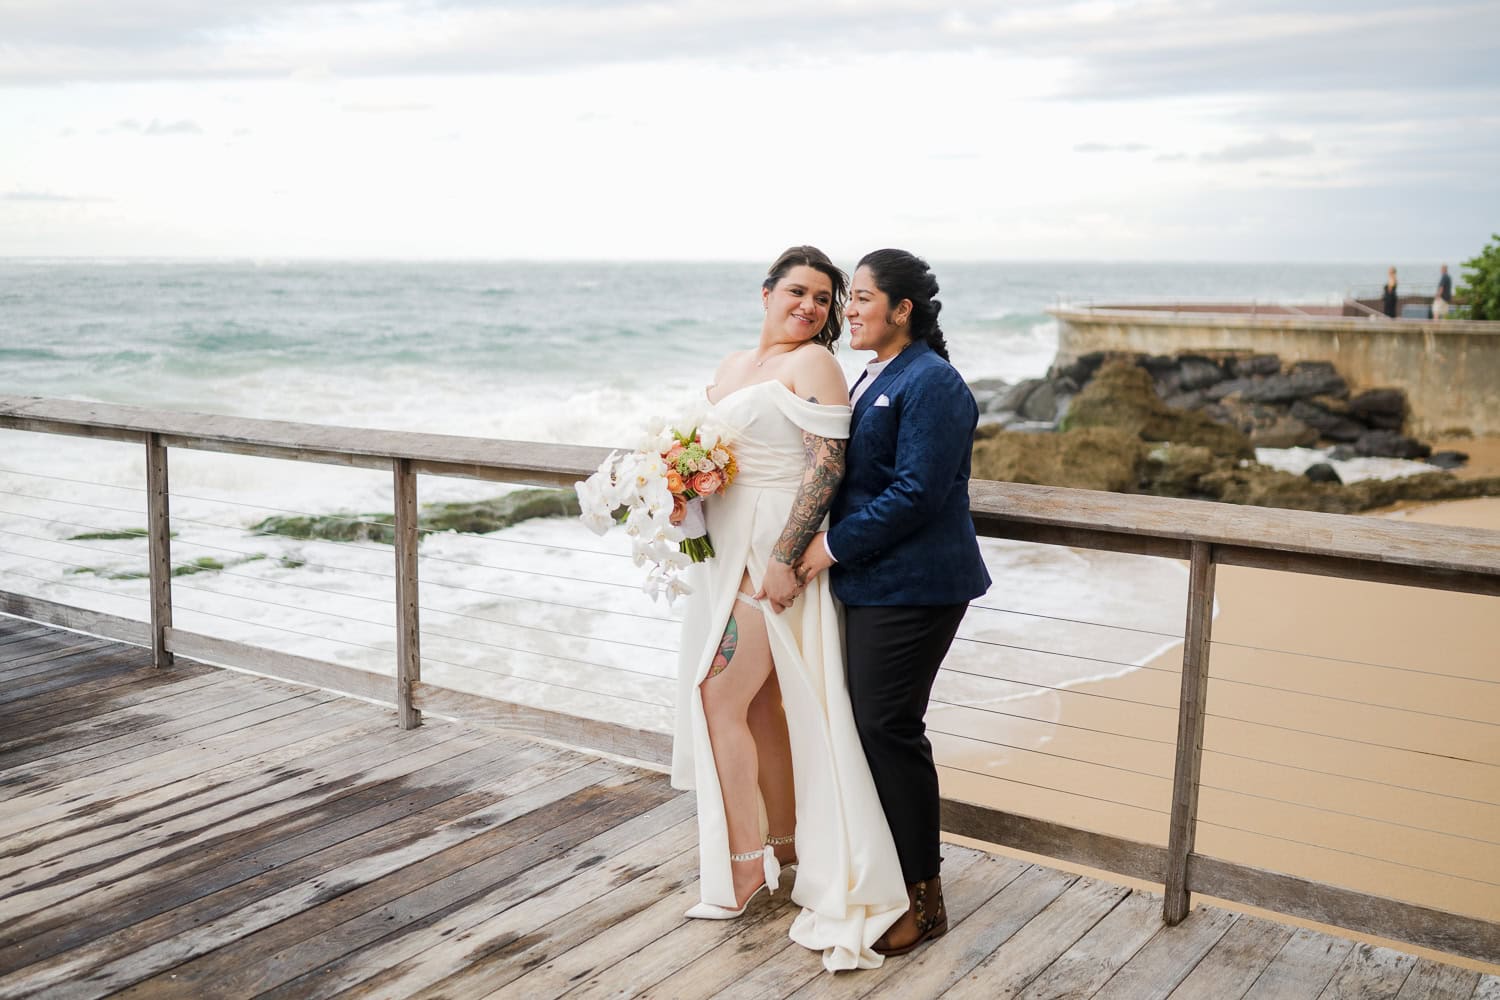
[{"xmin": 762, "ymin": 245, "xmax": 847, "ymax": 352}]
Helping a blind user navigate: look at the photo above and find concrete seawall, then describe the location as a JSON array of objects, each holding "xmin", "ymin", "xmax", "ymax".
[{"xmin": 1050, "ymin": 306, "xmax": 1500, "ymax": 436}]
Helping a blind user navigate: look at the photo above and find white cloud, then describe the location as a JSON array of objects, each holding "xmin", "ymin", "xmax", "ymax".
[{"xmin": 0, "ymin": 1, "xmax": 1494, "ymax": 259}]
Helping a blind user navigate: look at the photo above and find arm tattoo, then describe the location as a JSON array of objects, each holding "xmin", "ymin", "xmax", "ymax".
[{"xmin": 771, "ymin": 431, "xmax": 846, "ymax": 565}]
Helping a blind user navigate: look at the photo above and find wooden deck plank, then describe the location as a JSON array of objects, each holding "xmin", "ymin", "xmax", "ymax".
[
  {"xmin": 0, "ymin": 690, "xmax": 354, "ymax": 843},
  {"xmin": 0, "ymin": 635, "xmax": 111, "ymax": 673},
  {"xmin": 1010, "ymin": 889, "xmax": 1164, "ymax": 999},
  {"xmin": 0, "ymin": 712, "xmax": 441, "ymax": 886},
  {"xmin": 1165, "ymin": 915, "xmax": 1296, "ymax": 999},
  {"xmin": 485, "ymin": 849, "xmax": 719, "ymax": 1000},
  {"xmin": 0, "ymin": 730, "xmax": 523, "ymax": 969},
  {"xmin": 267, "ymin": 795, "xmax": 698, "ymax": 999},
  {"xmin": 1, "ymin": 683, "xmax": 341, "ymax": 793},
  {"xmin": 785, "ymin": 854, "xmax": 1053, "ymax": 1000},
  {"xmin": 939, "ymin": 877, "xmax": 1131, "ymax": 999},
  {"xmin": 643, "ymin": 849, "xmax": 995, "ymax": 1000},
  {"xmin": 665, "ymin": 849, "xmax": 1001, "ymax": 1000},
  {"xmin": 0, "ymin": 754, "xmax": 607, "ymax": 999},
  {"xmin": 1393, "ymin": 959, "xmax": 1481, "ymax": 999},
  {"xmin": 0, "ymin": 661, "xmax": 215, "ymax": 735},
  {"xmin": 1242, "ymin": 928, "xmax": 1356, "ymax": 1000},
  {"xmin": 1091, "ymin": 906, "xmax": 1240, "ymax": 1000},
  {"xmin": 0, "ymin": 645, "xmax": 154, "ymax": 704},
  {"xmin": 1316, "ymin": 943, "xmax": 1417, "ymax": 999},
  {"xmin": 0, "ymin": 665, "xmax": 220, "ymax": 743},
  {"xmin": 0, "ymin": 673, "xmax": 323, "ymax": 774},
  {"xmin": 0, "ymin": 698, "xmax": 374, "ymax": 916},
  {"xmin": 557, "ymin": 872, "xmax": 803, "ymax": 1000},
  {"xmin": 0, "ymin": 624, "xmax": 1487, "ymax": 1000},
  {"xmin": 108, "ymin": 771, "xmax": 675, "ymax": 1000}
]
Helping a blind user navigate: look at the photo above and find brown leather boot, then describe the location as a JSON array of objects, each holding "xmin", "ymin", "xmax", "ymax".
[{"xmin": 873, "ymin": 876, "xmax": 948, "ymax": 957}]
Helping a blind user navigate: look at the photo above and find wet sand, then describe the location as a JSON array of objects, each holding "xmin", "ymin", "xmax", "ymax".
[{"xmin": 938, "ymin": 448, "xmax": 1500, "ymax": 974}]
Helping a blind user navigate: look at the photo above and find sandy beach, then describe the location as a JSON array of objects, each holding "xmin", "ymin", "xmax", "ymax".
[{"xmin": 940, "ymin": 440, "xmax": 1500, "ymax": 973}]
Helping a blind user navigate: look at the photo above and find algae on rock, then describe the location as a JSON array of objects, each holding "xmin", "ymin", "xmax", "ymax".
[
  {"xmin": 251, "ymin": 487, "xmax": 582, "ymax": 545},
  {"xmin": 1061, "ymin": 361, "xmax": 1255, "ymax": 459}
]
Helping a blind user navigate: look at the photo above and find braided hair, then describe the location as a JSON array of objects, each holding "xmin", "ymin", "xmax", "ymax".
[{"xmin": 856, "ymin": 249, "xmax": 950, "ymax": 361}]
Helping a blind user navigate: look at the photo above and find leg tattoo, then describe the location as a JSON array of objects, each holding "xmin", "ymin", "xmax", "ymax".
[{"xmin": 708, "ymin": 614, "xmax": 739, "ymax": 678}]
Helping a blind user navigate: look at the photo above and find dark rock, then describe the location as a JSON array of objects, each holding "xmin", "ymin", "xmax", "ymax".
[
  {"xmin": 1328, "ymin": 444, "xmax": 1359, "ymax": 461},
  {"xmin": 993, "ymin": 378, "xmax": 1044, "ymax": 414},
  {"xmin": 1304, "ymin": 463, "xmax": 1342, "ymax": 483},
  {"xmin": 1019, "ymin": 381, "xmax": 1060, "ymax": 422},
  {"xmin": 1138, "ymin": 354, "xmax": 1180, "ymax": 375},
  {"xmin": 1062, "ymin": 362, "xmax": 1254, "ymax": 458},
  {"xmin": 1289, "ymin": 399, "xmax": 1367, "ymax": 442},
  {"xmin": 971, "ymin": 426, "xmax": 1147, "ymax": 493},
  {"xmin": 1177, "ymin": 356, "xmax": 1228, "ymax": 391},
  {"xmin": 968, "ymin": 378, "xmax": 1011, "ymax": 393},
  {"xmin": 1162, "ymin": 390, "xmax": 1208, "ymax": 411},
  {"xmin": 1240, "ymin": 369, "xmax": 1348, "ymax": 404},
  {"xmin": 1250, "ymin": 415, "xmax": 1320, "ymax": 449},
  {"xmin": 1230, "ymin": 354, "xmax": 1281, "ymax": 378},
  {"xmin": 1053, "ymin": 352, "xmax": 1107, "ymax": 384},
  {"xmin": 1428, "ymin": 450, "xmax": 1469, "ymax": 469},
  {"xmin": 1354, "ymin": 430, "xmax": 1431, "ymax": 460},
  {"xmin": 1290, "ymin": 359, "xmax": 1339, "ymax": 377},
  {"xmin": 1348, "ymin": 388, "xmax": 1408, "ymax": 431},
  {"xmin": 1204, "ymin": 377, "xmax": 1257, "ymax": 401}
]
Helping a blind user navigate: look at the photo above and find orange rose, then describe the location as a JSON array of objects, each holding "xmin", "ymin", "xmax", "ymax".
[
  {"xmin": 666, "ymin": 470, "xmax": 686, "ymax": 494},
  {"xmin": 670, "ymin": 492, "xmax": 688, "ymax": 524},
  {"xmin": 690, "ymin": 469, "xmax": 724, "ymax": 496},
  {"xmin": 665, "ymin": 443, "xmax": 686, "ymax": 463}
]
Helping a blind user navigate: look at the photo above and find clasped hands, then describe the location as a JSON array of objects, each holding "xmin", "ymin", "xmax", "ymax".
[{"xmin": 753, "ymin": 532, "xmax": 835, "ymax": 614}]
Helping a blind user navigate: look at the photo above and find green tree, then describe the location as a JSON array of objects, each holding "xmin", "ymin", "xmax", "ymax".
[{"xmin": 1457, "ymin": 233, "xmax": 1500, "ymax": 320}]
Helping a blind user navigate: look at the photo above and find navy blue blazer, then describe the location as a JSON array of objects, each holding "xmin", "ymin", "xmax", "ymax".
[{"xmin": 828, "ymin": 339, "xmax": 992, "ymax": 607}]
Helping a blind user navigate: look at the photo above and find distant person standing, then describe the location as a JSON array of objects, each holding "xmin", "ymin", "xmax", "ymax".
[
  {"xmin": 1382, "ymin": 267, "xmax": 1398, "ymax": 318},
  {"xmin": 1433, "ymin": 264, "xmax": 1453, "ymax": 319}
]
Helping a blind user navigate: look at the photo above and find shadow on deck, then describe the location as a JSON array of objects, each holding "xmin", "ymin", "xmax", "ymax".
[{"xmin": 1, "ymin": 617, "xmax": 1493, "ymax": 1000}]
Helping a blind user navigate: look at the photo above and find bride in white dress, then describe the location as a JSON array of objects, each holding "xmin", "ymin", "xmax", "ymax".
[{"xmin": 669, "ymin": 247, "xmax": 908, "ymax": 972}]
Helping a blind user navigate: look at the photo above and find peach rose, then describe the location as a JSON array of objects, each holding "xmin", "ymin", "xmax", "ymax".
[
  {"xmin": 670, "ymin": 492, "xmax": 688, "ymax": 525},
  {"xmin": 690, "ymin": 469, "xmax": 724, "ymax": 496},
  {"xmin": 665, "ymin": 443, "xmax": 686, "ymax": 463},
  {"xmin": 666, "ymin": 470, "xmax": 686, "ymax": 494}
]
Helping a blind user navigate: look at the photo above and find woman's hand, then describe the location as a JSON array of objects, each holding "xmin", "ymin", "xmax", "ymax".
[
  {"xmin": 755, "ymin": 559, "xmax": 803, "ymax": 614},
  {"xmin": 795, "ymin": 531, "xmax": 834, "ymax": 586}
]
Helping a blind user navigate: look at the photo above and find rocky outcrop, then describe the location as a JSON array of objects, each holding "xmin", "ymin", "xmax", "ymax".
[
  {"xmin": 1060, "ymin": 363, "xmax": 1255, "ymax": 459},
  {"xmin": 967, "ymin": 350, "xmax": 1499, "ymax": 513}
]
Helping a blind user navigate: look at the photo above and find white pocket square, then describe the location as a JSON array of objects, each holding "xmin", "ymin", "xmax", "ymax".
[{"xmin": 873, "ymin": 394, "xmax": 891, "ymax": 407}]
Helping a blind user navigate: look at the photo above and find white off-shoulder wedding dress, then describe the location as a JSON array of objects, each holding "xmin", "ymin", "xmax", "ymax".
[{"xmin": 669, "ymin": 378, "xmax": 907, "ymax": 972}]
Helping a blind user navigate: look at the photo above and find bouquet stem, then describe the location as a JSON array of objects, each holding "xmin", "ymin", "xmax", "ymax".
[{"xmin": 680, "ymin": 535, "xmax": 715, "ymax": 562}]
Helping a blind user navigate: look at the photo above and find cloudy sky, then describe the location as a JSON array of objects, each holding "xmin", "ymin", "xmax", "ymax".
[{"xmin": 2, "ymin": 0, "xmax": 1496, "ymax": 260}]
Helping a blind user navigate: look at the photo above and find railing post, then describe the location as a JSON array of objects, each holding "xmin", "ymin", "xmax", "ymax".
[
  {"xmin": 393, "ymin": 458, "xmax": 421, "ymax": 729},
  {"xmin": 146, "ymin": 433, "xmax": 174, "ymax": 669},
  {"xmin": 1164, "ymin": 540, "xmax": 1216, "ymax": 924}
]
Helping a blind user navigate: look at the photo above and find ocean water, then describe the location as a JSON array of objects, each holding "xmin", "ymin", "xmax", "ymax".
[{"xmin": 0, "ymin": 257, "xmax": 1445, "ymax": 735}]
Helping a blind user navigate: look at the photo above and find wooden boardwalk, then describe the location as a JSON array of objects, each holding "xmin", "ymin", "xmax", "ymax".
[{"xmin": 1, "ymin": 617, "xmax": 1493, "ymax": 1000}]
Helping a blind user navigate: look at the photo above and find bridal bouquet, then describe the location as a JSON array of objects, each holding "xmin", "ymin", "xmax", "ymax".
[{"xmin": 575, "ymin": 409, "xmax": 738, "ymax": 603}]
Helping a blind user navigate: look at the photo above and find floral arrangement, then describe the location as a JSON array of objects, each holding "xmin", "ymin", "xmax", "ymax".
[{"xmin": 576, "ymin": 409, "xmax": 738, "ymax": 603}]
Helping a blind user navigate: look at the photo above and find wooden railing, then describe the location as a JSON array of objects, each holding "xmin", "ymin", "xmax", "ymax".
[{"xmin": 2, "ymin": 394, "xmax": 1497, "ymax": 966}]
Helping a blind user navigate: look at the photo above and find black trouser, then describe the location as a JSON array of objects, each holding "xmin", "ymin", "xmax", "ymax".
[{"xmin": 844, "ymin": 602, "xmax": 968, "ymax": 884}]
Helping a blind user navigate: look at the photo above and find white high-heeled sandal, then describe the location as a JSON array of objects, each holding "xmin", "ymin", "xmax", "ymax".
[
  {"xmin": 767, "ymin": 832, "xmax": 797, "ymax": 875},
  {"xmin": 684, "ymin": 846, "xmax": 782, "ymax": 920}
]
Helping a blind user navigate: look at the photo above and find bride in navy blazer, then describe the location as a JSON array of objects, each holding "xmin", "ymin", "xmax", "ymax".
[{"xmin": 798, "ymin": 249, "xmax": 990, "ymax": 957}]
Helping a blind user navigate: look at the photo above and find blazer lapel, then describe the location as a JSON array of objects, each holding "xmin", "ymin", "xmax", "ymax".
[{"xmin": 851, "ymin": 340, "xmax": 930, "ymax": 429}]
